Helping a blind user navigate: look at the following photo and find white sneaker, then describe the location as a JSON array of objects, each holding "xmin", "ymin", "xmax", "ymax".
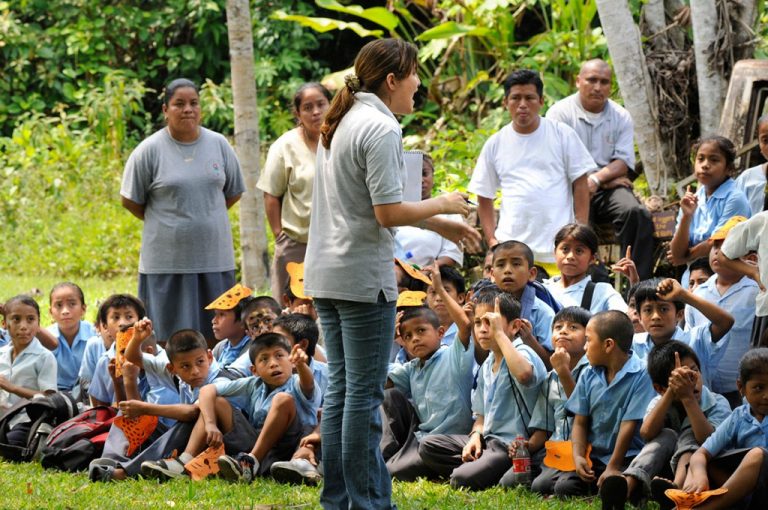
[
  {"xmin": 270, "ymin": 458, "xmax": 322, "ymax": 485},
  {"xmin": 140, "ymin": 456, "xmax": 188, "ymax": 480}
]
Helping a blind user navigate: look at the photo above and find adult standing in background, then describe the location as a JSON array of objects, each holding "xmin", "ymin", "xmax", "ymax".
[
  {"xmin": 258, "ymin": 83, "xmax": 332, "ymax": 301},
  {"xmin": 121, "ymin": 78, "xmax": 245, "ymax": 343},
  {"xmin": 546, "ymin": 59, "xmax": 655, "ymax": 280},
  {"xmin": 305, "ymin": 39, "xmax": 479, "ymax": 509}
]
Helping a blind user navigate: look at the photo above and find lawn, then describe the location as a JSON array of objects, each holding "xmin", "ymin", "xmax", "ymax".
[{"xmin": 0, "ymin": 460, "xmax": 603, "ymax": 510}]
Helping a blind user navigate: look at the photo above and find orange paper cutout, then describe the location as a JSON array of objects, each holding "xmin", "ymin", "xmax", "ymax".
[
  {"xmin": 542, "ymin": 440, "xmax": 592, "ymax": 472},
  {"xmin": 114, "ymin": 415, "xmax": 159, "ymax": 456},
  {"xmin": 394, "ymin": 258, "xmax": 432, "ymax": 286},
  {"xmin": 205, "ymin": 284, "xmax": 253, "ymax": 310},
  {"xmin": 665, "ymin": 488, "xmax": 728, "ymax": 510},
  {"xmin": 286, "ymin": 262, "xmax": 310, "ymax": 300},
  {"xmin": 184, "ymin": 444, "xmax": 225, "ymax": 481},
  {"xmin": 396, "ymin": 291, "xmax": 427, "ymax": 308},
  {"xmin": 115, "ymin": 327, "xmax": 134, "ymax": 378}
]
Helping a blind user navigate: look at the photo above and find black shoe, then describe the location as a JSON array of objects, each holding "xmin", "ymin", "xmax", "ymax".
[
  {"xmin": 600, "ymin": 475, "xmax": 628, "ymax": 510},
  {"xmin": 650, "ymin": 478, "xmax": 676, "ymax": 510}
]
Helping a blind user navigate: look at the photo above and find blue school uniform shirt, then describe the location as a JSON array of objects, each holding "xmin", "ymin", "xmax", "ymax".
[
  {"xmin": 701, "ymin": 403, "xmax": 768, "ymax": 457},
  {"xmin": 78, "ymin": 335, "xmax": 106, "ymax": 384},
  {"xmin": 0, "ymin": 328, "xmax": 9, "ymax": 347},
  {"xmin": 473, "ymin": 338, "xmax": 547, "ymax": 443},
  {"xmin": 543, "ymin": 276, "xmax": 628, "ymax": 314},
  {"xmin": 529, "ymin": 355, "xmax": 590, "ymax": 441},
  {"xmin": 388, "ymin": 334, "xmax": 475, "ymax": 440},
  {"xmin": 632, "ymin": 326, "xmax": 728, "ymax": 389},
  {"xmin": 685, "ymin": 274, "xmax": 759, "ymax": 393},
  {"xmin": 178, "ymin": 358, "xmax": 222, "ymax": 405},
  {"xmin": 212, "ymin": 335, "xmax": 251, "ymax": 367},
  {"xmin": 678, "ymin": 178, "xmax": 751, "ymax": 247},
  {"xmin": 214, "ymin": 373, "xmax": 321, "ymax": 430},
  {"xmin": 394, "ymin": 322, "xmax": 458, "ymax": 365},
  {"xmin": 47, "ymin": 320, "xmax": 97, "ymax": 391},
  {"xmin": 141, "ymin": 348, "xmax": 181, "ymax": 427},
  {"xmin": 89, "ymin": 344, "xmax": 150, "ymax": 406},
  {"xmin": 644, "ymin": 385, "xmax": 731, "ymax": 435},
  {"xmin": 566, "ymin": 352, "xmax": 656, "ymax": 465},
  {"xmin": 528, "ymin": 297, "xmax": 556, "ymax": 351},
  {"xmin": 309, "ymin": 357, "xmax": 329, "ymax": 399}
]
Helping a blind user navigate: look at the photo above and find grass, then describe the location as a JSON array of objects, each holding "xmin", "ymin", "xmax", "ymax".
[{"xmin": 0, "ymin": 460, "xmax": 601, "ymax": 510}]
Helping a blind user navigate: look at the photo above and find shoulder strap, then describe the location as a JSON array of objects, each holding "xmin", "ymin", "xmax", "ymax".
[
  {"xmin": 506, "ymin": 368, "xmax": 532, "ymax": 437},
  {"xmin": 580, "ymin": 281, "xmax": 596, "ymax": 310}
]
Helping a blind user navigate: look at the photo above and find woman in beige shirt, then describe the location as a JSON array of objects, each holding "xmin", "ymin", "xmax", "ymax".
[{"xmin": 257, "ymin": 83, "xmax": 332, "ymax": 301}]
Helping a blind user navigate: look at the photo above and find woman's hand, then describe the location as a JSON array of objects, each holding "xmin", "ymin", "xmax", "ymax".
[{"xmin": 437, "ymin": 192, "xmax": 472, "ymax": 217}]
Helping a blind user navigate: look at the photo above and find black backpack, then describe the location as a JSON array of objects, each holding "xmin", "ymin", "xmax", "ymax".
[
  {"xmin": 40, "ymin": 405, "xmax": 117, "ymax": 472},
  {"xmin": 0, "ymin": 392, "xmax": 79, "ymax": 462}
]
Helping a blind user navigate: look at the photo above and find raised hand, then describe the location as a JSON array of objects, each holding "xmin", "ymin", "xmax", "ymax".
[
  {"xmin": 132, "ymin": 317, "xmax": 153, "ymax": 343},
  {"xmin": 290, "ymin": 344, "xmax": 309, "ymax": 369},
  {"xmin": 656, "ymin": 278, "xmax": 685, "ymax": 302},
  {"xmin": 611, "ymin": 246, "xmax": 640, "ymax": 286},
  {"xmin": 680, "ymin": 185, "xmax": 698, "ymax": 217},
  {"xmin": 550, "ymin": 346, "xmax": 571, "ymax": 374}
]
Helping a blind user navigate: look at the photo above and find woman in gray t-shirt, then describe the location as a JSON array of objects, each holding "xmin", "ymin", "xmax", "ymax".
[
  {"xmin": 120, "ymin": 79, "xmax": 245, "ymax": 343},
  {"xmin": 304, "ymin": 39, "xmax": 477, "ymax": 509}
]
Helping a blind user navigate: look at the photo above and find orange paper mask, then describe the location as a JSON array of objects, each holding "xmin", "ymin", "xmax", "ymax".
[
  {"xmin": 286, "ymin": 262, "xmax": 310, "ymax": 300},
  {"xmin": 665, "ymin": 488, "xmax": 728, "ymax": 510},
  {"xmin": 184, "ymin": 444, "xmax": 225, "ymax": 481},
  {"xmin": 205, "ymin": 284, "xmax": 253, "ymax": 310},
  {"xmin": 114, "ymin": 415, "xmax": 159, "ymax": 456},
  {"xmin": 114, "ymin": 327, "xmax": 134, "ymax": 378}
]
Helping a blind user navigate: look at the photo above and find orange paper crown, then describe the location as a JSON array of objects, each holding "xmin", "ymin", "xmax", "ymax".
[
  {"xmin": 709, "ymin": 216, "xmax": 747, "ymax": 241},
  {"xmin": 394, "ymin": 258, "xmax": 432, "ymax": 286},
  {"xmin": 286, "ymin": 261, "xmax": 309, "ymax": 300},
  {"xmin": 205, "ymin": 283, "xmax": 252, "ymax": 310},
  {"xmin": 397, "ymin": 291, "xmax": 427, "ymax": 307}
]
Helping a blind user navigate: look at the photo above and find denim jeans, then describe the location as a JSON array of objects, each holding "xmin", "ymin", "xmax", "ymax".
[{"xmin": 316, "ymin": 295, "xmax": 396, "ymax": 510}]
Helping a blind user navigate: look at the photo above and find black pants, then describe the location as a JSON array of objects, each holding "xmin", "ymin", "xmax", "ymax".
[
  {"xmin": 591, "ymin": 186, "xmax": 655, "ymax": 280},
  {"xmin": 379, "ymin": 388, "xmax": 436, "ymax": 481}
]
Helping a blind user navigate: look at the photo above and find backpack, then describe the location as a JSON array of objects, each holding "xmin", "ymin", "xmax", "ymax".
[
  {"xmin": 40, "ymin": 405, "xmax": 117, "ymax": 472},
  {"xmin": 0, "ymin": 392, "xmax": 79, "ymax": 462}
]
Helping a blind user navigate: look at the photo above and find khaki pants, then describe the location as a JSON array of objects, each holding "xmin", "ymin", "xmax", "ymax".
[{"xmin": 271, "ymin": 232, "xmax": 307, "ymax": 302}]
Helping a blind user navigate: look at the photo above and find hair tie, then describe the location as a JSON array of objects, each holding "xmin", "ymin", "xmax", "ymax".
[{"xmin": 344, "ymin": 74, "xmax": 361, "ymax": 93}]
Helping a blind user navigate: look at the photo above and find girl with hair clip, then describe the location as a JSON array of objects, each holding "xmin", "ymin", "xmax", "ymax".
[{"xmin": 303, "ymin": 38, "xmax": 480, "ymax": 509}]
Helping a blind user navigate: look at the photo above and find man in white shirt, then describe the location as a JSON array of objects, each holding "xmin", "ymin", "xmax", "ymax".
[
  {"xmin": 469, "ymin": 69, "xmax": 594, "ymax": 274},
  {"xmin": 546, "ymin": 59, "xmax": 655, "ymax": 279}
]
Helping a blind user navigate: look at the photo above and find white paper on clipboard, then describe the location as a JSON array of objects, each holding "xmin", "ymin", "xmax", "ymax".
[{"xmin": 403, "ymin": 151, "xmax": 423, "ymax": 202}]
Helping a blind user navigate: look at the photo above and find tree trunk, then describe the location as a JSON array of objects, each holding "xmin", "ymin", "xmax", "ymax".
[
  {"xmin": 690, "ymin": 0, "xmax": 727, "ymax": 135},
  {"xmin": 595, "ymin": 0, "xmax": 673, "ymax": 195},
  {"xmin": 226, "ymin": 0, "xmax": 269, "ymax": 290},
  {"xmin": 733, "ymin": 0, "xmax": 758, "ymax": 60}
]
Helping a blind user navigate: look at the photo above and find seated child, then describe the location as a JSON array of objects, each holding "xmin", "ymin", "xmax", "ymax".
[
  {"xmin": 381, "ymin": 304, "xmax": 474, "ymax": 481},
  {"xmin": 632, "ymin": 278, "xmax": 734, "ymax": 389},
  {"xmin": 626, "ymin": 283, "xmax": 644, "ymax": 334},
  {"xmin": 208, "ymin": 285, "xmax": 254, "ymax": 366},
  {"xmin": 38, "ymin": 282, "xmax": 96, "ymax": 394},
  {"xmin": 418, "ymin": 288, "xmax": 547, "ymax": 490},
  {"xmin": 490, "ymin": 240, "xmax": 556, "ymax": 366},
  {"xmin": 79, "ymin": 308, "xmax": 111, "ymax": 404},
  {"xmin": 0, "ymin": 295, "xmax": 58, "ymax": 443},
  {"xmin": 688, "ymin": 257, "xmax": 714, "ymax": 292},
  {"xmin": 735, "ymin": 114, "xmax": 768, "ymax": 216},
  {"xmin": 501, "ymin": 306, "xmax": 592, "ymax": 492},
  {"xmin": 685, "ymin": 217, "xmax": 758, "ymax": 407},
  {"xmin": 91, "ymin": 322, "xmax": 223, "ymax": 481},
  {"xmin": 424, "ymin": 264, "xmax": 466, "ymax": 347},
  {"xmin": 640, "ymin": 341, "xmax": 731, "ymax": 510},
  {"xmin": 553, "ymin": 311, "xmax": 656, "ymax": 499},
  {"xmin": 681, "ymin": 348, "xmax": 768, "ymax": 510},
  {"xmin": 544, "ymin": 224, "xmax": 628, "ymax": 313},
  {"xmin": 141, "ymin": 333, "xmax": 320, "ymax": 482},
  {"xmin": 272, "ymin": 313, "xmax": 327, "ymax": 397},
  {"xmin": 270, "ymin": 424, "xmax": 323, "ymax": 485},
  {"xmin": 243, "ymin": 296, "xmax": 282, "ymax": 339}
]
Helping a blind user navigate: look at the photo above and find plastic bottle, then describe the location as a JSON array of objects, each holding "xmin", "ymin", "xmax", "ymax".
[{"xmin": 510, "ymin": 434, "xmax": 532, "ymax": 487}]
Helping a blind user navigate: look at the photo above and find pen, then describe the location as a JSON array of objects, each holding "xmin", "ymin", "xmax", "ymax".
[{"xmin": 439, "ymin": 189, "xmax": 477, "ymax": 206}]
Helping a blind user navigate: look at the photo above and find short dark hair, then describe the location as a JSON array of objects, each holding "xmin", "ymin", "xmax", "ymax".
[
  {"xmin": 438, "ymin": 265, "xmax": 466, "ymax": 294},
  {"xmin": 164, "ymin": 78, "xmax": 199, "ymax": 105},
  {"xmin": 589, "ymin": 310, "xmax": 634, "ymax": 353},
  {"xmin": 472, "ymin": 286, "xmax": 521, "ymax": 322},
  {"xmin": 249, "ymin": 332, "xmax": 293, "ymax": 363},
  {"xmin": 554, "ymin": 223, "xmax": 598, "ymax": 255},
  {"xmin": 634, "ymin": 278, "xmax": 684, "ymax": 312},
  {"xmin": 3, "ymin": 295, "xmax": 40, "ymax": 319},
  {"xmin": 231, "ymin": 296, "xmax": 254, "ymax": 322},
  {"xmin": 553, "ymin": 306, "xmax": 592, "ymax": 328},
  {"xmin": 272, "ymin": 313, "xmax": 318, "ymax": 358},
  {"xmin": 400, "ymin": 306, "xmax": 440, "ymax": 330},
  {"xmin": 689, "ymin": 257, "xmax": 713, "ymax": 277},
  {"xmin": 492, "ymin": 240, "xmax": 534, "ymax": 268},
  {"xmin": 98, "ymin": 294, "xmax": 146, "ymax": 326},
  {"xmin": 244, "ymin": 296, "xmax": 282, "ymax": 318},
  {"xmin": 739, "ymin": 348, "xmax": 768, "ymax": 384},
  {"xmin": 49, "ymin": 282, "xmax": 85, "ymax": 305},
  {"xmin": 647, "ymin": 340, "xmax": 701, "ymax": 387},
  {"xmin": 503, "ymin": 69, "xmax": 543, "ymax": 98},
  {"xmin": 166, "ymin": 329, "xmax": 208, "ymax": 363}
]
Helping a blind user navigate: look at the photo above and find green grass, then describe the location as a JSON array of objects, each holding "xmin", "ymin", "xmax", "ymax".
[{"xmin": 0, "ymin": 460, "xmax": 601, "ymax": 509}]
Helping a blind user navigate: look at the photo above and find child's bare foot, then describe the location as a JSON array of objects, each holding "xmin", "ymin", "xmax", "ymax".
[{"xmin": 650, "ymin": 477, "xmax": 677, "ymax": 510}]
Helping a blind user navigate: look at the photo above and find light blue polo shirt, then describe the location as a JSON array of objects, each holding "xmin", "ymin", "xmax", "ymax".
[
  {"xmin": 632, "ymin": 326, "xmax": 728, "ymax": 388},
  {"xmin": 394, "ymin": 322, "xmax": 458, "ymax": 365},
  {"xmin": 678, "ymin": 178, "xmax": 751, "ymax": 247},
  {"xmin": 48, "ymin": 320, "xmax": 97, "ymax": 391},
  {"xmin": 388, "ymin": 333, "xmax": 474, "ymax": 440},
  {"xmin": 566, "ymin": 352, "xmax": 656, "ymax": 464},
  {"xmin": 529, "ymin": 355, "xmax": 590, "ymax": 441},
  {"xmin": 309, "ymin": 358, "xmax": 329, "ymax": 400},
  {"xmin": 179, "ymin": 359, "xmax": 221, "ymax": 405},
  {"xmin": 735, "ymin": 163, "xmax": 766, "ymax": 216},
  {"xmin": 685, "ymin": 274, "xmax": 758, "ymax": 393},
  {"xmin": 212, "ymin": 335, "xmax": 251, "ymax": 367},
  {"xmin": 89, "ymin": 344, "xmax": 151, "ymax": 407},
  {"xmin": 529, "ymin": 297, "xmax": 556, "ymax": 351},
  {"xmin": 544, "ymin": 275, "xmax": 628, "ymax": 314},
  {"xmin": 0, "ymin": 328, "xmax": 9, "ymax": 348},
  {"xmin": 0, "ymin": 338, "xmax": 58, "ymax": 407},
  {"xmin": 78, "ymin": 335, "xmax": 106, "ymax": 384},
  {"xmin": 702, "ymin": 404, "xmax": 768, "ymax": 457},
  {"xmin": 472, "ymin": 338, "xmax": 547, "ymax": 443},
  {"xmin": 644, "ymin": 385, "xmax": 731, "ymax": 434},
  {"xmin": 214, "ymin": 373, "xmax": 321, "ymax": 430}
]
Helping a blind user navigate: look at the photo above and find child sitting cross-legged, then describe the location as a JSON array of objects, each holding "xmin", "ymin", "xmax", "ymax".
[
  {"xmin": 418, "ymin": 286, "xmax": 547, "ymax": 490},
  {"xmin": 209, "ymin": 286, "xmax": 254, "ymax": 367},
  {"xmin": 551, "ymin": 311, "xmax": 656, "ymax": 500},
  {"xmin": 679, "ymin": 348, "xmax": 768, "ymax": 510},
  {"xmin": 141, "ymin": 332, "xmax": 320, "ymax": 482}
]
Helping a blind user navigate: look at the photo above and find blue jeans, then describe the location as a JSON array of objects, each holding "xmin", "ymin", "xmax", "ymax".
[{"xmin": 316, "ymin": 295, "xmax": 396, "ymax": 510}]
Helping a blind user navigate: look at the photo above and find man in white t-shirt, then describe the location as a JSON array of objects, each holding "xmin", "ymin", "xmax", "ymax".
[
  {"xmin": 546, "ymin": 59, "xmax": 655, "ymax": 279},
  {"xmin": 469, "ymin": 69, "xmax": 595, "ymax": 274}
]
